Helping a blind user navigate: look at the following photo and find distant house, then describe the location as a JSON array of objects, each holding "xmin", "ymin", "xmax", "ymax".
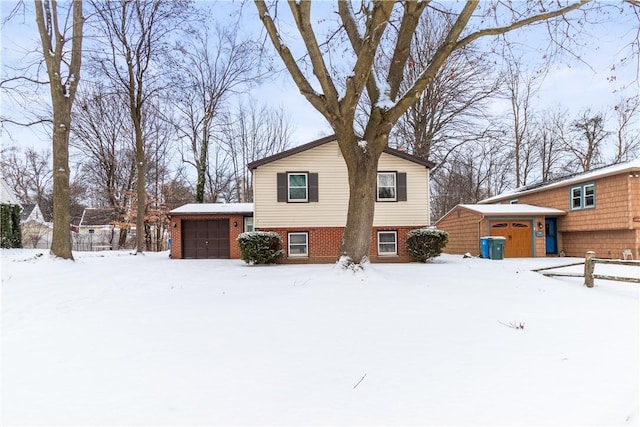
[
  {"xmin": 21, "ymin": 203, "xmax": 52, "ymax": 249},
  {"xmin": 168, "ymin": 135, "xmax": 434, "ymax": 262},
  {"xmin": 435, "ymin": 160, "xmax": 640, "ymax": 259},
  {"xmin": 72, "ymin": 208, "xmax": 120, "ymax": 251}
]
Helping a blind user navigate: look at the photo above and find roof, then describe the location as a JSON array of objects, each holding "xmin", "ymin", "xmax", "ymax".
[
  {"xmin": 21, "ymin": 204, "xmax": 36, "ymax": 221},
  {"xmin": 1, "ymin": 177, "xmax": 21, "ymax": 206},
  {"xmin": 458, "ymin": 204, "xmax": 566, "ymax": 216},
  {"xmin": 247, "ymin": 134, "xmax": 436, "ymax": 170},
  {"xmin": 169, "ymin": 203, "xmax": 254, "ymax": 215},
  {"xmin": 480, "ymin": 159, "xmax": 640, "ymax": 204},
  {"xmin": 78, "ymin": 208, "xmax": 119, "ymax": 226}
]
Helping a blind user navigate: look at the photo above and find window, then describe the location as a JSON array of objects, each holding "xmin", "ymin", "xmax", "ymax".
[
  {"xmin": 377, "ymin": 231, "xmax": 397, "ymax": 255},
  {"xmin": 288, "ymin": 232, "xmax": 308, "ymax": 257},
  {"xmin": 377, "ymin": 172, "xmax": 396, "ymax": 201},
  {"xmin": 288, "ymin": 173, "xmax": 308, "ymax": 202},
  {"xmin": 277, "ymin": 172, "xmax": 318, "ymax": 203},
  {"xmin": 243, "ymin": 217, "xmax": 254, "ymax": 232},
  {"xmin": 570, "ymin": 183, "xmax": 596, "ymax": 210}
]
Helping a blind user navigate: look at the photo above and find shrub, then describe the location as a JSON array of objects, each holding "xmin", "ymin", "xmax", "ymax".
[
  {"xmin": 0, "ymin": 203, "xmax": 22, "ymax": 249},
  {"xmin": 237, "ymin": 231, "xmax": 284, "ymax": 264},
  {"xmin": 406, "ymin": 227, "xmax": 448, "ymax": 262}
]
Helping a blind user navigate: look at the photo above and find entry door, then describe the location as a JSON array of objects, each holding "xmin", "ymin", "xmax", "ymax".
[
  {"xmin": 489, "ymin": 220, "xmax": 533, "ymax": 258},
  {"xmin": 545, "ymin": 218, "xmax": 558, "ymax": 254},
  {"xmin": 182, "ymin": 219, "xmax": 230, "ymax": 259}
]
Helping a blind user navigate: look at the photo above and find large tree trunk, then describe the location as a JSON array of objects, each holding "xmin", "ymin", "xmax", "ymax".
[
  {"xmin": 34, "ymin": 0, "xmax": 84, "ymax": 260},
  {"xmin": 50, "ymin": 105, "xmax": 73, "ymax": 259},
  {"xmin": 134, "ymin": 122, "xmax": 146, "ymax": 253},
  {"xmin": 337, "ymin": 132, "xmax": 387, "ymax": 265}
]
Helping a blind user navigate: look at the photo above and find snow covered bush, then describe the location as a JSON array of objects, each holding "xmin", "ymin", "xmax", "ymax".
[
  {"xmin": 237, "ymin": 231, "xmax": 284, "ymax": 265},
  {"xmin": 406, "ymin": 228, "xmax": 448, "ymax": 262}
]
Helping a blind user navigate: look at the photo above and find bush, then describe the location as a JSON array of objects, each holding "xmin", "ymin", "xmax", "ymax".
[
  {"xmin": 237, "ymin": 231, "xmax": 284, "ymax": 264},
  {"xmin": 406, "ymin": 227, "xmax": 448, "ymax": 262},
  {"xmin": 0, "ymin": 203, "xmax": 22, "ymax": 249}
]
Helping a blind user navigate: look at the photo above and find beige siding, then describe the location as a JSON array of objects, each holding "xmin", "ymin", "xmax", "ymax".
[{"xmin": 253, "ymin": 140, "xmax": 430, "ymax": 228}]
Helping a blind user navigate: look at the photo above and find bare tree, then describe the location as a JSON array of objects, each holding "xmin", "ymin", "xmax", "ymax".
[
  {"xmin": 88, "ymin": 0, "xmax": 191, "ymax": 253},
  {"xmin": 391, "ymin": 10, "xmax": 501, "ymax": 164},
  {"xmin": 431, "ymin": 137, "xmax": 512, "ymax": 221},
  {"xmin": 502, "ymin": 56, "xmax": 545, "ymax": 187},
  {"xmin": 564, "ymin": 110, "xmax": 608, "ymax": 172},
  {"xmin": 255, "ymin": 0, "xmax": 612, "ymax": 266},
  {"xmin": 535, "ymin": 107, "xmax": 570, "ymax": 182},
  {"xmin": 219, "ymin": 98, "xmax": 293, "ymax": 203},
  {"xmin": 71, "ymin": 85, "xmax": 137, "ymax": 247},
  {"xmin": 171, "ymin": 22, "xmax": 261, "ymax": 203},
  {"xmin": 33, "ymin": 0, "xmax": 84, "ymax": 259},
  {"xmin": 611, "ymin": 95, "xmax": 640, "ymax": 163}
]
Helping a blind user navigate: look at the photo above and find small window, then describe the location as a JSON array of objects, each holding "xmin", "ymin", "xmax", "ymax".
[
  {"xmin": 243, "ymin": 217, "xmax": 254, "ymax": 232},
  {"xmin": 584, "ymin": 184, "xmax": 595, "ymax": 207},
  {"xmin": 288, "ymin": 173, "xmax": 308, "ymax": 202},
  {"xmin": 570, "ymin": 183, "xmax": 596, "ymax": 210},
  {"xmin": 377, "ymin": 231, "xmax": 397, "ymax": 255},
  {"xmin": 377, "ymin": 172, "xmax": 396, "ymax": 201},
  {"xmin": 288, "ymin": 232, "xmax": 308, "ymax": 257},
  {"xmin": 571, "ymin": 187, "xmax": 582, "ymax": 209}
]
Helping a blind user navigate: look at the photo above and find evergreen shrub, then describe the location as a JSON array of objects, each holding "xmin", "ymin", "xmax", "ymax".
[
  {"xmin": 237, "ymin": 231, "xmax": 284, "ymax": 264},
  {"xmin": 406, "ymin": 227, "xmax": 448, "ymax": 262},
  {"xmin": 0, "ymin": 203, "xmax": 23, "ymax": 248}
]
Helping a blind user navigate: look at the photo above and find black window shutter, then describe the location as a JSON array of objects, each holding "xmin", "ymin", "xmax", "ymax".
[
  {"xmin": 277, "ymin": 173, "xmax": 287, "ymax": 202},
  {"xmin": 397, "ymin": 172, "xmax": 407, "ymax": 201},
  {"xmin": 308, "ymin": 173, "xmax": 318, "ymax": 202}
]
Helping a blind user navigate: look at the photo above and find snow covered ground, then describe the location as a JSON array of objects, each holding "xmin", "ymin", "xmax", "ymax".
[{"xmin": 1, "ymin": 249, "xmax": 638, "ymax": 426}]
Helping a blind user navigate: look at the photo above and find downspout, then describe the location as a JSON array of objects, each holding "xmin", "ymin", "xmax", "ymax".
[{"xmin": 477, "ymin": 214, "xmax": 485, "ymax": 255}]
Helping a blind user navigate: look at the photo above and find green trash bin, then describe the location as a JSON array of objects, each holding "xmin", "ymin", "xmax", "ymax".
[{"xmin": 488, "ymin": 236, "xmax": 506, "ymax": 260}]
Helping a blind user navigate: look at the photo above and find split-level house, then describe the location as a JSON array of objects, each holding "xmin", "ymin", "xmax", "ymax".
[
  {"xmin": 435, "ymin": 160, "xmax": 640, "ymax": 259},
  {"xmin": 168, "ymin": 135, "xmax": 434, "ymax": 262}
]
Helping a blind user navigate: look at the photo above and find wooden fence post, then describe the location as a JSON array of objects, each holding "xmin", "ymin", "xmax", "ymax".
[{"xmin": 584, "ymin": 251, "xmax": 596, "ymax": 288}]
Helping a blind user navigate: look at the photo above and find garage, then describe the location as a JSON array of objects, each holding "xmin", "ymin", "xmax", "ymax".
[
  {"xmin": 489, "ymin": 220, "xmax": 533, "ymax": 257},
  {"xmin": 182, "ymin": 219, "xmax": 230, "ymax": 259},
  {"xmin": 434, "ymin": 204, "xmax": 566, "ymax": 258},
  {"xmin": 168, "ymin": 203, "xmax": 254, "ymax": 260}
]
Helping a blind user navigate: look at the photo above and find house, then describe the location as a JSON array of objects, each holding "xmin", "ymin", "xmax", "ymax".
[
  {"xmin": 168, "ymin": 134, "xmax": 434, "ymax": 262},
  {"xmin": 21, "ymin": 203, "xmax": 52, "ymax": 249},
  {"xmin": 435, "ymin": 160, "xmax": 640, "ymax": 259},
  {"xmin": 1, "ymin": 176, "xmax": 21, "ymax": 206},
  {"xmin": 71, "ymin": 208, "xmax": 120, "ymax": 251}
]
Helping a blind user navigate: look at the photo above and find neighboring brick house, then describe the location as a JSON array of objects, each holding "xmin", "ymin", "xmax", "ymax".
[
  {"xmin": 435, "ymin": 160, "xmax": 640, "ymax": 259},
  {"xmin": 168, "ymin": 135, "xmax": 434, "ymax": 262}
]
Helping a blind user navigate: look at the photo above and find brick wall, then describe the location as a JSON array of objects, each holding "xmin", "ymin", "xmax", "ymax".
[{"xmin": 260, "ymin": 226, "xmax": 420, "ymax": 263}]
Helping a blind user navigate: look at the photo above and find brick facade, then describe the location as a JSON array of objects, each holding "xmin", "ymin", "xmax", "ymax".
[{"xmin": 260, "ymin": 226, "xmax": 420, "ymax": 263}]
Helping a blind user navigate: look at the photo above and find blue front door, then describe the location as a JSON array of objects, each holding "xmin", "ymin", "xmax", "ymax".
[{"xmin": 545, "ymin": 218, "xmax": 557, "ymax": 254}]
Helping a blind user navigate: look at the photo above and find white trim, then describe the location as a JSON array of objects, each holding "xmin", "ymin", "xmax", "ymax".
[
  {"xmin": 377, "ymin": 230, "xmax": 397, "ymax": 255},
  {"xmin": 288, "ymin": 172, "xmax": 308, "ymax": 202},
  {"xmin": 288, "ymin": 232, "xmax": 308, "ymax": 257}
]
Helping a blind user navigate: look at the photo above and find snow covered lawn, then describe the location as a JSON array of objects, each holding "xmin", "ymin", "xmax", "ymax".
[{"xmin": 2, "ymin": 249, "xmax": 638, "ymax": 425}]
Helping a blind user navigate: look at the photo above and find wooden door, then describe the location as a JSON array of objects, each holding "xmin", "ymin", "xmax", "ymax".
[{"xmin": 489, "ymin": 220, "xmax": 533, "ymax": 258}]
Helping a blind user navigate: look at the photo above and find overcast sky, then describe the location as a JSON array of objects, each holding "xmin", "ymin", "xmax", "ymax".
[{"xmin": 1, "ymin": 1, "xmax": 638, "ymax": 151}]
